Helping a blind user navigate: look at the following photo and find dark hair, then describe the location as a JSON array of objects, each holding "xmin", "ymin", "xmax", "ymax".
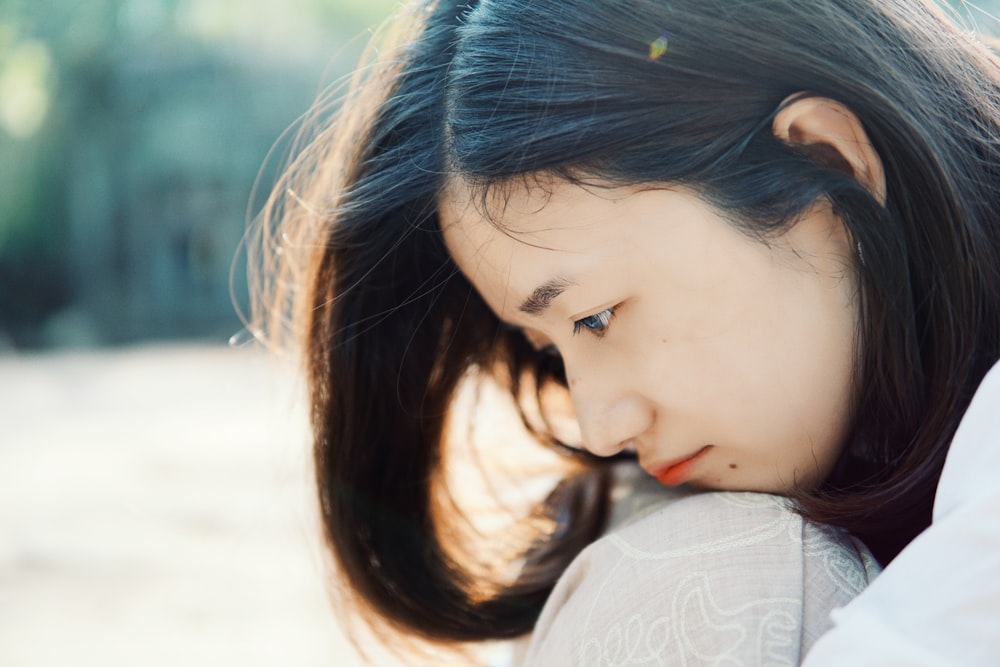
[{"xmin": 254, "ymin": 0, "xmax": 1000, "ymax": 654}]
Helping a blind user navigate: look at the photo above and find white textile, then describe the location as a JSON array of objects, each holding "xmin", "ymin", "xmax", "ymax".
[
  {"xmin": 516, "ymin": 475, "xmax": 880, "ymax": 666},
  {"xmin": 803, "ymin": 361, "xmax": 1000, "ymax": 666}
]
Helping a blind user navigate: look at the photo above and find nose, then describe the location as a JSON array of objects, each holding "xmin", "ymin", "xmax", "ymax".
[{"xmin": 566, "ymin": 365, "xmax": 654, "ymax": 458}]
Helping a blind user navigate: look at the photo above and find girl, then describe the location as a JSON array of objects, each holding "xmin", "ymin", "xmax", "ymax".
[{"xmin": 253, "ymin": 0, "xmax": 1000, "ymax": 663}]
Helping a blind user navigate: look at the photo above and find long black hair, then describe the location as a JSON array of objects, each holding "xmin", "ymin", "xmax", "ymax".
[{"xmin": 254, "ymin": 0, "xmax": 1000, "ymax": 653}]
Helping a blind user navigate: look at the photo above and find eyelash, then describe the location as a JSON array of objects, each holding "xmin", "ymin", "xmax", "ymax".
[{"xmin": 573, "ymin": 306, "xmax": 616, "ymax": 338}]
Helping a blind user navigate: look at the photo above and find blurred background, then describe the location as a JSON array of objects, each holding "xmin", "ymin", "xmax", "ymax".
[
  {"xmin": 0, "ymin": 0, "xmax": 396, "ymax": 348},
  {"xmin": 0, "ymin": 1, "xmax": 403, "ymax": 666},
  {"xmin": 0, "ymin": 0, "xmax": 997, "ymax": 666}
]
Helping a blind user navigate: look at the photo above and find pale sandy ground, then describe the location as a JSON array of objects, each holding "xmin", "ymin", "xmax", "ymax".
[{"xmin": 0, "ymin": 343, "xmax": 377, "ymax": 667}]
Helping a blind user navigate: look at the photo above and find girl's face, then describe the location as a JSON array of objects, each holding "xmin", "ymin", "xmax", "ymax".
[{"xmin": 441, "ymin": 178, "xmax": 858, "ymax": 493}]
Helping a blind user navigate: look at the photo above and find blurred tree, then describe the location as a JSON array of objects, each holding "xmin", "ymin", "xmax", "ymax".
[
  {"xmin": 0, "ymin": 10, "xmax": 68, "ymax": 347},
  {"xmin": 0, "ymin": 0, "xmax": 396, "ymax": 348}
]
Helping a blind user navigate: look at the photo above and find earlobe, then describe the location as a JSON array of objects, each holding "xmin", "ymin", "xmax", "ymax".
[{"xmin": 772, "ymin": 94, "xmax": 887, "ymax": 204}]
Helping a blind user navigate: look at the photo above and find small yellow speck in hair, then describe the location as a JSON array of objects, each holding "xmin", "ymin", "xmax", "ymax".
[{"xmin": 649, "ymin": 34, "xmax": 669, "ymax": 60}]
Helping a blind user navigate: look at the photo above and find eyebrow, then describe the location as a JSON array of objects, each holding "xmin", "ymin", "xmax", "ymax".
[{"xmin": 518, "ymin": 276, "xmax": 576, "ymax": 316}]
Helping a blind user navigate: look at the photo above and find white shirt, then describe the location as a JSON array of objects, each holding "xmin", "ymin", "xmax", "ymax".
[{"xmin": 803, "ymin": 361, "xmax": 1000, "ymax": 665}]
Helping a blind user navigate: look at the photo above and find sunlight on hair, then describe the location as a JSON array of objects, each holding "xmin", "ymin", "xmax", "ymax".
[{"xmin": 434, "ymin": 370, "xmax": 575, "ymax": 592}]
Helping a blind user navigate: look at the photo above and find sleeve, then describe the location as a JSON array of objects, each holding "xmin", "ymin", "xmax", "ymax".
[
  {"xmin": 516, "ymin": 490, "xmax": 879, "ymax": 667},
  {"xmin": 803, "ymin": 361, "xmax": 1000, "ymax": 666}
]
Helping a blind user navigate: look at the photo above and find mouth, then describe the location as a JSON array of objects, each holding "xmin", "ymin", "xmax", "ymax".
[{"xmin": 648, "ymin": 446, "xmax": 712, "ymax": 487}]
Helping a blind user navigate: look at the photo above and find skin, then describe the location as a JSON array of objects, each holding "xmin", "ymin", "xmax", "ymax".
[{"xmin": 441, "ymin": 178, "xmax": 859, "ymax": 492}]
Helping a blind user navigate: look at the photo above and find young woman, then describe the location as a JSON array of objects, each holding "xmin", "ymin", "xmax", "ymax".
[{"xmin": 253, "ymin": 0, "xmax": 1000, "ymax": 663}]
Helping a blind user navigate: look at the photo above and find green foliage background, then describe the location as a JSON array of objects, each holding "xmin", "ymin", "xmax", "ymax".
[{"xmin": 0, "ymin": 0, "xmax": 398, "ymax": 348}]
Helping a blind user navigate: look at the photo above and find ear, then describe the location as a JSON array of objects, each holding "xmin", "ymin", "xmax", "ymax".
[{"xmin": 773, "ymin": 94, "xmax": 886, "ymax": 204}]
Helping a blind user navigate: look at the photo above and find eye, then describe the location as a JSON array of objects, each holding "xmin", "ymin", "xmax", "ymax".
[{"xmin": 573, "ymin": 307, "xmax": 615, "ymax": 338}]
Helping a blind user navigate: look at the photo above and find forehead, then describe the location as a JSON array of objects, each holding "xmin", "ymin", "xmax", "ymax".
[
  {"xmin": 442, "ymin": 176, "xmax": 572, "ymax": 231},
  {"xmin": 439, "ymin": 176, "xmax": 635, "ymax": 245},
  {"xmin": 439, "ymin": 198, "xmax": 515, "ymax": 317},
  {"xmin": 439, "ymin": 181, "xmax": 540, "ymax": 319},
  {"xmin": 438, "ymin": 178, "xmax": 628, "ymax": 312}
]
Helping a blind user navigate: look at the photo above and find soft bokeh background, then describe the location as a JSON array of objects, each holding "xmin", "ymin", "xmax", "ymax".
[
  {"xmin": 0, "ymin": 1, "xmax": 401, "ymax": 665},
  {"xmin": 0, "ymin": 0, "xmax": 398, "ymax": 348},
  {"xmin": 1, "ymin": 1, "xmax": 998, "ymax": 666}
]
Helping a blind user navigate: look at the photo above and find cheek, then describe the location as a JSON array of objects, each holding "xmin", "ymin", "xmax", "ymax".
[
  {"xmin": 648, "ymin": 286, "xmax": 855, "ymax": 456},
  {"xmin": 732, "ymin": 303, "xmax": 856, "ymax": 483},
  {"xmin": 739, "ymin": 321, "xmax": 853, "ymax": 445}
]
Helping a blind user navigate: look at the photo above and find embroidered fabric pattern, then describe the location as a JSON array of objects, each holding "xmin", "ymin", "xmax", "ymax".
[{"xmin": 517, "ymin": 482, "xmax": 880, "ymax": 666}]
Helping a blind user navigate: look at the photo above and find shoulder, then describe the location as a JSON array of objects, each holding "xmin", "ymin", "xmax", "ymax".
[{"xmin": 519, "ymin": 480, "xmax": 878, "ymax": 667}]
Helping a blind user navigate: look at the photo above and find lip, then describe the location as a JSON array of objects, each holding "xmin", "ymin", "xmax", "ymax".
[{"xmin": 648, "ymin": 446, "xmax": 712, "ymax": 487}]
